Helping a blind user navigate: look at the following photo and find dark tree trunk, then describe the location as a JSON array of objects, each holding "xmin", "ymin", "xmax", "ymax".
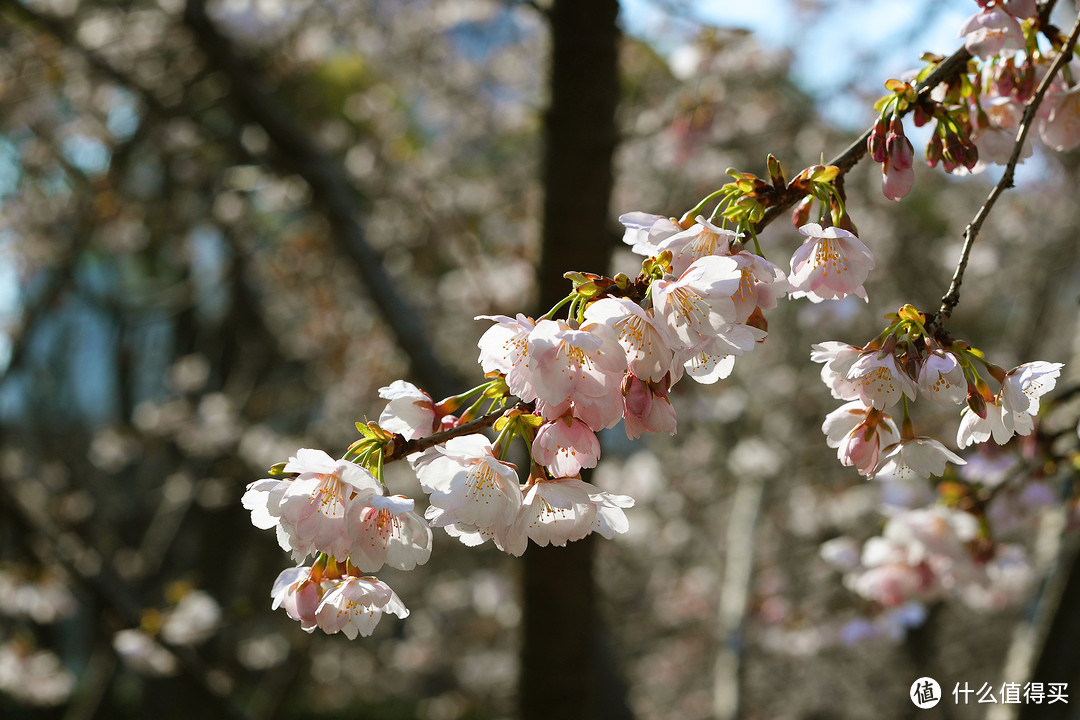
[{"xmin": 520, "ymin": 2, "xmax": 624, "ymax": 719}]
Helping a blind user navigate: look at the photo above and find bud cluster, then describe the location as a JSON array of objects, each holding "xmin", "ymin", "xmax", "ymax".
[{"xmin": 867, "ymin": 0, "xmax": 1080, "ymax": 200}]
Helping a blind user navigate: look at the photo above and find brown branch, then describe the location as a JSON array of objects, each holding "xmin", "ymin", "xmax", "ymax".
[
  {"xmin": 929, "ymin": 9, "xmax": 1080, "ymax": 335},
  {"xmin": 384, "ymin": 402, "xmax": 529, "ymax": 462}
]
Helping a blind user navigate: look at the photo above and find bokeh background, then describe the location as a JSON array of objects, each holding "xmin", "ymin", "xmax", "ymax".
[{"xmin": 2, "ymin": 0, "xmax": 1080, "ymax": 718}]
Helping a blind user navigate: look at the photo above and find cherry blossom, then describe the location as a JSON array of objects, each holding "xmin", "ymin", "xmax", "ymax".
[
  {"xmin": 727, "ymin": 250, "xmax": 789, "ymax": 323},
  {"xmin": 514, "ymin": 476, "xmax": 630, "ymax": 547},
  {"xmin": 476, "ymin": 313, "xmax": 538, "ymax": 402},
  {"xmin": 345, "ymin": 494, "xmax": 432, "ymax": 572},
  {"xmin": 917, "ymin": 350, "xmax": 967, "ymax": 406},
  {"xmin": 315, "ymin": 575, "xmax": 409, "ymax": 639},
  {"xmin": 787, "ymin": 223, "xmax": 875, "ymax": 303},
  {"xmin": 590, "ymin": 491, "xmax": 635, "ymax": 539},
  {"xmin": 679, "ymin": 346, "xmax": 736, "ymax": 384},
  {"xmin": 846, "ymin": 540, "xmax": 935, "ymax": 607},
  {"xmin": 845, "ymin": 351, "xmax": 918, "ymax": 410},
  {"xmin": 846, "ymin": 507, "xmax": 981, "ymax": 607},
  {"xmin": 621, "ymin": 373, "xmax": 678, "ymax": 439},
  {"xmin": 1000, "ymin": 361, "xmax": 1063, "ymax": 421},
  {"xmin": 416, "ymin": 435, "xmax": 525, "ymax": 555},
  {"xmin": 532, "ymin": 413, "xmax": 601, "ymax": 477},
  {"xmin": 810, "ymin": 341, "xmax": 862, "ymax": 400},
  {"xmin": 654, "ymin": 215, "xmax": 738, "ymax": 275},
  {"xmin": 243, "ymin": 449, "xmax": 386, "ymax": 562},
  {"xmin": 271, "ymin": 566, "xmax": 322, "ymax": 632},
  {"xmin": 377, "ymin": 380, "xmax": 437, "ymax": 440},
  {"xmin": 881, "ymin": 118, "xmax": 915, "ymax": 201},
  {"xmin": 1041, "ymin": 86, "xmax": 1080, "ymax": 151},
  {"xmin": 651, "ymin": 255, "xmax": 746, "ymax": 351},
  {"xmin": 618, "ymin": 211, "xmax": 681, "ymax": 256},
  {"xmin": 958, "ymin": 6, "xmax": 1025, "ymax": 58},
  {"xmin": 957, "ymin": 400, "xmax": 1031, "ymax": 446},
  {"xmin": 971, "ymin": 96, "xmax": 1031, "ymax": 171},
  {"xmin": 526, "ymin": 318, "xmax": 627, "ymax": 430},
  {"xmin": 274, "ymin": 451, "xmax": 385, "ymax": 562},
  {"xmin": 584, "ymin": 297, "xmax": 673, "ymax": 382},
  {"xmin": 874, "ymin": 438, "xmax": 966, "ymax": 480},
  {"xmin": 1001, "ymin": 0, "xmax": 1037, "ymax": 19},
  {"xmin": 822, "ymin": 401, "xmax": 901, "ymax": 476}
]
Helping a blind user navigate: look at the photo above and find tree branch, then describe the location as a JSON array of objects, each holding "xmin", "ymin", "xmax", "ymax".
[
  {"xmin": 384, "ymin": 402, "xmax": 529, "ymax": 462},
  {"xmin": 754, "ymin": 45, "xmax": 973, "ymax": 235}
]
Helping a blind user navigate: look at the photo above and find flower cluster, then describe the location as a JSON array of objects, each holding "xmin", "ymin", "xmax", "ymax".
[
  {"xmin": 814, "ymin": 303, "xmax": 1063, "ymax": 614},
  {"xmin": 867, "ymin": 0, "xmax": 1080, "ymax": 200},
  {"xmin": 813, "ymin": 305, "xmax": 1061, "ymax": 480},
  {"xmin": 246, "ymin": 161, "xmax": 878, "ymax": 636},
  {"xmin": 243, "ymin": 136, "xmax": 1069, "ymax": 640},
  {"xmin": 822, "ymin": 507, "xmax": 1033, "ymax": 611}
]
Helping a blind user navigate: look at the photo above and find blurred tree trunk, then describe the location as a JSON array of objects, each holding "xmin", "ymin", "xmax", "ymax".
[{"xmin": 520, "ymin": 1, "xmax": 624, "ymax": 719}]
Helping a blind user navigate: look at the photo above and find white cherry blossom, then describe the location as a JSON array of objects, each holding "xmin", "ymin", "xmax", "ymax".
[
  {"xmin": 788, "ymin": 223, "xmax": 874, "ymax": 303},
  {"xmin": 1000, "ymin": 361, "xmax": 1063, "ymax": 421},
  {"xmin": 619, "ymin": 211, "xmax": 681, "ymax": 256},
  {"xmin": 584, "ymin": 297, "xmax": 673, "ymax": 382},
  {"xmin": 345, "ymin": 494, "xmax": 432, "ymax": 572},
  {"xmin": 654, "ymin": 215, "xmax": 737, "ymax": 275},
  {"xmin": 822, "ymin": 401, "xmax": 901, "ymax": 477},
  {"xmin": 378, "ymin": 380, "xmax": 436, "ymax": 440},
  {"xmin": 476, "ymin": 314, "xmax": 538, "ymax": 402},
  {"xmin": 959, "ymin": 5, "xmax": 1025, "ymax": 58},
  {"xmin": 526, "ymin": 318, "xmax": 627, "ymax": 430},
  {"xmin": 416, "ymin": 435, "xmax": 524, "ymax": 555},
  {"xmin": 957, "ymin": 401, "xmax": 1033, "ymax": 447},
  {"xmin": 532, "ymin": 414, "xmax": 601, "ymax": 477},
  {"xmin": 845, "ymin": 351, "xmax": 917, "ymax": 410},
  {"xmin": 275, "ymin": 451, "xmax": 384, "ymax": 562},
  {"xmin": 315, "ymin": 575, "xmax": 409, "ymax": 639},
  {"xmin": 917, "ymin": 350, "xmax": 967, "ymax": 406},
  {"xmin": 243, "ymin": 449, "xmax": 386, "ymax": 563},
  {"xmin": 271, "ymin": 566, "xmax": 322, "ymax": 633},
  {"xmin": 621, "ymin": 373, "xmax": 677, "ymax": 439},
  {"xmin": 874, "ymin": 438, "xmax": 966, "ymax": 480},
  {"xmin": 651, "ymin": 255, "xmax": 744, "ymax": 350},
  {"xmin": 727, "ymin": 250, "xmax": 789, "ymax": 323},
  {"xmin": 513, "ymin": 476, "xmax": 599, "ymax": 547},
  {"xmin": 810, "ymin": 341, "xmax": 861, "ymax": 400}
]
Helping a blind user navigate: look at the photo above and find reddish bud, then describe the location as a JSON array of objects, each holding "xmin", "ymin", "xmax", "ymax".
[
  {"xmin": 869, "ymin": 118, "xmax": 888, "ymax": 163},
  {"xmin": 966, "ymin": 387, "xmax": 987, "ymax": 419},
  {"xmin": 746, "ymin": 307, "xmax": 768, "ymax": 334},
  {"xmin": 791, "ymin": 195, "xmax": 813, "ymax": 227},
  {"xmin": 926, "ymin": 136, "xmax": 943, "ymax": 167}
]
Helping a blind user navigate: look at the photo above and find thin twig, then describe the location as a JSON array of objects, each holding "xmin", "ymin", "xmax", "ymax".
[{"xmin": 929, "ymin": 9, "xmax": 1080, "ymax": 335}]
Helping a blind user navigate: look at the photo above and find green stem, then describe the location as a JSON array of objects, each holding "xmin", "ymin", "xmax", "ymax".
[
  {"xmin": 542, "ymin": 294, "xmax": 575, "ymax": 320},
  {"xmin": 683, "ymin": 187, "xmax": 729, "ymax": 223}
]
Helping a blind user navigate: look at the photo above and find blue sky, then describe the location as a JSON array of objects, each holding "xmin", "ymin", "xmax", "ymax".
[{"xmin": 620, "ymin": 0, "xmax": 975, "ymax": 127}]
